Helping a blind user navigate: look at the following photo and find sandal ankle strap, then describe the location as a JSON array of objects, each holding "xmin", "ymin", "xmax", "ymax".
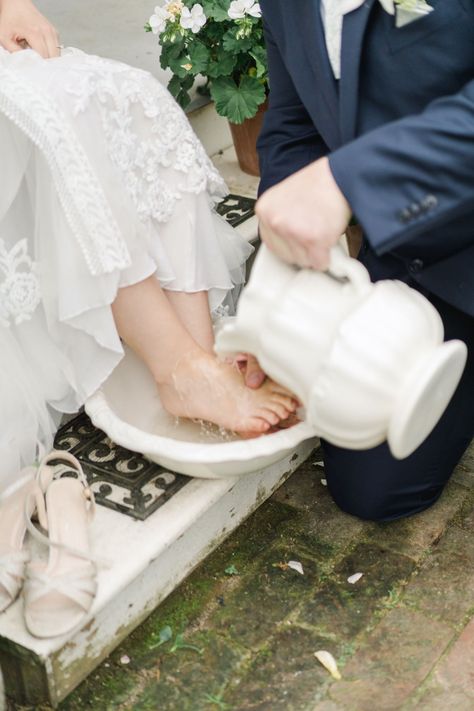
[
  {"xmin": 0, "ymin": 551, "xmax": 29, "ymax": 598},
  {"xmin": 23, "ymin": 451, "xmax": 106, "ymax": 568}
]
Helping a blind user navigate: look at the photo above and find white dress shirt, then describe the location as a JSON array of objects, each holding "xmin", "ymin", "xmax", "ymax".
[{"xmin": 319, "ymin": 0, "xmax": 367, "ymax": 79}]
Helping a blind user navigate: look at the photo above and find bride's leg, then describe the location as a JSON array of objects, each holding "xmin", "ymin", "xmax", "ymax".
[
  {"xmin": 164, "ymin": 290, "xmax": 214, "ymax": 353},
  {"xmin": 112, "ymin": 277, "xmax": 296, "ymax": 435},
  {"xmin": 164, "ymin": 290, "xmax": 268, "ymax": 391}
]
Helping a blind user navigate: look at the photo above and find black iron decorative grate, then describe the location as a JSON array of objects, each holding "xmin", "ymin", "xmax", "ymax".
[
  {"xmin": 53, "ymin": 194, "xmax": 256, "ymax": 520},
  {"xmin": 216, "ymin": 193, "xmax": 256, "ymax": 228},
  {"xmin": 54, "ymin": 412, "xmax": 189, "ymax": 521}
]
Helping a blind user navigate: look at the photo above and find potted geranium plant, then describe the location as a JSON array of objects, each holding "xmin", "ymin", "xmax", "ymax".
[{"xmin": 146, "ymin": 0, "xmax": 268, "ymax": 175}]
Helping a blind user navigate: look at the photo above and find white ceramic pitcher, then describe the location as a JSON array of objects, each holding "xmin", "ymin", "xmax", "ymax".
[{"xmin": 215, "ymin": 245, "xmax": 467, "ymax": 459}]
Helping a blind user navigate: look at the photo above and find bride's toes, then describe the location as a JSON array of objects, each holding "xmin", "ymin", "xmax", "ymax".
[
  {"xmin": 241, "ymin": 417, "xmax": 271, "ymax": 435},
  {"xmin": 272, "ymin": 392, "xmax": 298, "ymax": 413},
  {"xmin": 267, "ymin": 401, "xmax": 292, "ymax": 421},
  {"xmin": 257, "ymin": 408, "xmax": 281, "ymax": 427}
]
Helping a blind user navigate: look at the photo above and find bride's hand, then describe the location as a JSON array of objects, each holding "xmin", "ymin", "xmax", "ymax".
[{"xmin": 0, "ymin": 0, "xmax": 59, "ymax": 58}]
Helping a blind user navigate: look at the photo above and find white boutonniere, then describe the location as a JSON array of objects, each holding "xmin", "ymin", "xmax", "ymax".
[{"xmin": 379, "ymin": 0, "xmax": 434, "ymax": 28}]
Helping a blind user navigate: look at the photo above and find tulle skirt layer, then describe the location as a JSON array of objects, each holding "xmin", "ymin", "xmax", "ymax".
[{"xmin": 0, "ymin": 47, "xmax": 252, "ymax": 490}]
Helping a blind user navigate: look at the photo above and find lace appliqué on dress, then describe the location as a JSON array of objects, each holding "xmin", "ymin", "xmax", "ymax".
[
  {"xmin": 63, "ymin": 52, "xmax": 227, "ymax": 226},
  {"xmin": 0, "ymin": 239, "xmax": 40, "ymax": 327},
  {"xmin": 0, "ymin": 65, "xmax": 131, "ymax": 276}
]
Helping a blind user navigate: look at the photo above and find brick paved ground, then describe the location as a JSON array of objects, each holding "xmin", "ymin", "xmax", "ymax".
[{"xmin": 14, "ymin": 441, "xmax": 474, "ymax": 711}]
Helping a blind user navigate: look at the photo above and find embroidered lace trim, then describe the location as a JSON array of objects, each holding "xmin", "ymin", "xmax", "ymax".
[
  {"xmin": 0, "ymin": 239, "xmax": 41, "ymax": 327},
  {"xmin": 0, "ymin": 65, "xmax": 131, "ymax": 276},
  {"xmin": 63, "ymin": 52, "xmax": 227, "ymax": 225}
]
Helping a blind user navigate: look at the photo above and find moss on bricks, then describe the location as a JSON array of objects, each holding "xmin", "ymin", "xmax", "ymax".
[
  {"xmin": 212, "ymin": 545, "xmax": 326, "ymax": 649},
  {"xmin": 130, "ymin": 630, "xmax": 244, "ymax": 711},
  {"xmin": 58, "ymin": 662, "xmax": 139, "ymax": 710},
  {"xmin": 297, "ymin": 543, "xmax": 415, "ymax": 639},
  {"xmin": 224, "ymin": 625, "xmax": 343, "ymax": 711}
]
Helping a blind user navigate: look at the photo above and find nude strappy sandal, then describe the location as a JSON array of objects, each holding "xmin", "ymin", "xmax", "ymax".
[
  {"xmin": 23, "ymin": 451, "xmax": 98, "ymax": 638},
  {"xmin": 0, "ymin": 464, "xmax": 45, "ymax": 612}
]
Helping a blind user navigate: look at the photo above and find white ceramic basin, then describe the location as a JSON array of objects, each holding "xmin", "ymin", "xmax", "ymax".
[{"xmin": 85, "ymin": 346, "xmax": 317, "ymax": 479}]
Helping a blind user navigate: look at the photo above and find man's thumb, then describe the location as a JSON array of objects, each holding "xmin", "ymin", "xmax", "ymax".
[{"xmin": 245, "ymin": 356, "xmax": 266, "ymax": 389}]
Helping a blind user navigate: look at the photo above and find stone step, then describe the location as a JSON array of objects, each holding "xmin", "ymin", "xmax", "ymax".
[{"xmin": 0, "ymin": 440, "xmax": 315, "ymax": 708}]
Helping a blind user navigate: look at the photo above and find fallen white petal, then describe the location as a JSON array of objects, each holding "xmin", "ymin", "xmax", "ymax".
[
  {"xmin": 321, "ymin": 478, "xmax": 327, "ymax": 486},
  {"xmin": 120, "ymin": 655, "xmax": 131, "ymax": 665},
  {"xmin": 314, "ymin": 650, "xmax": 341, "ymax": 679},
  {"xmin": 347, "ymin": 572, "xmax": 363, "ymax": 584},
  {"xmin": 288, "ymin": 560, "xmax": 304, "ymax": 575}
]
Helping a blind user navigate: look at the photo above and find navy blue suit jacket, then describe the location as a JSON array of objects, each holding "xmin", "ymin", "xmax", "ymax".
[{"xmin": 257, "ymin": 0, "xmax": 474, "ymax": 316}]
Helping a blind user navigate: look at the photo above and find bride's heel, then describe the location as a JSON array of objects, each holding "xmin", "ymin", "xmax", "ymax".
[{"xmin": 23, "ymin": 451, "xmax": 98, "ymax": 638}]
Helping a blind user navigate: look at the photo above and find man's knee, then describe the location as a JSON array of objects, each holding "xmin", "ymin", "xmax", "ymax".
[
  {"xmin": 322, "ymin": 440, "xmax": 446, "ymax": 523},
  {"xmin": 329, "ymin": 488, "xmax": 392, "ymax": 522},
  {"xmin": 328, "ymin": 484, "xmax": 438, "ymax": 523}
]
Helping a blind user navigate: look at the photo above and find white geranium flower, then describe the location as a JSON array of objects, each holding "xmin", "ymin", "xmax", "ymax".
[
  {"xmin": 180, "ymin": 3, "xmax": 207, "ymax": 33},
  {"xmin": 228, "ymin": 0, "xmax": 261, "ymax": 20},
  {"xmin": 246, "ymin": 2, "xmax": 261, "ymax": 17},
  {"xmin": 149, "ymin": 5, "xmax": 172, "ymax": 34},
  {"xmin": 167, "ymin": 0, "xmax": 184, "ymax": 17}
]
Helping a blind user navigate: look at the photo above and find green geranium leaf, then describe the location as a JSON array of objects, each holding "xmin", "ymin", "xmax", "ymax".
[
  {"xmin": 210, "ymin": 75, "xmax": 266, "ymax": 123},
  {"xmin": 222, "ymin": 28, "xmax": 253, "ymax": 54},
  {"xmin": 207, "ymin": 46, "xmax": 236, "ymax": 78},
  {"xmin": 188, "ymin": 41, "xmax": 210, "ymax": 74},
  {"xmin": 167, "ymin": 75, "xmax": 192, "ymax": 109},
  {"xmin": 249, "ymin": 45, "xmax": 267, "ymax": 78},
  {"xmin": 167, "ymin": 52, "xmax": 193, "ymax": 78},
  {"xmin": 160, "ymin": 40, "xmax": 185, "ymax": 71},
  {"xmin": 202, "ymin": 0, "xmax": 231, "ymax": 22}
]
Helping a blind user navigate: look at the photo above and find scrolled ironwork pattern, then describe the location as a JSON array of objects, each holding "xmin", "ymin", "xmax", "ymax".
[{"xmin": 54, "ymin": 412, "xmax": 189, "ymax": 520}]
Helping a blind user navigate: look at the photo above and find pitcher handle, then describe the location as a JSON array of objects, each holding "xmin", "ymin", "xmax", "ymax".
[{"xmin": 327, "ymin": 244, "xmax": 371, "ymax": 293}]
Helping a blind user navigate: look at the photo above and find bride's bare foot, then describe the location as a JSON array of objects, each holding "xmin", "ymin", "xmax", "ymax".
[{"xmin": 158, "ymin": 350, "xmax": 297, "ymax": 436}]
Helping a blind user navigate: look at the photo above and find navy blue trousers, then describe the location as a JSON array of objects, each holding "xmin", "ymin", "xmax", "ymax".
[{"xmin": 323, "ymin": 294, "xmax": 474, "ymax": 522}]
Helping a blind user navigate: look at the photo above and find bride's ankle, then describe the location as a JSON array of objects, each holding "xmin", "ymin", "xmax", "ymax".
[{"xmin": 155, "ymin": 347, "xmax": 209, "ymax": 389}]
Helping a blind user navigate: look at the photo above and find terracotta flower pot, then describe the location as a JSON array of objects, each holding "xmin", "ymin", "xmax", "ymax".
[{"xmin": 228, "ymin": 100, "xmax": 268, "ymax": 177}]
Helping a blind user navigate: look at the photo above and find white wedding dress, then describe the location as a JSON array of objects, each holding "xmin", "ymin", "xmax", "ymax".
[{"xmin": 0, "ymin": 47, "xmax": 252, "ymax": 491}]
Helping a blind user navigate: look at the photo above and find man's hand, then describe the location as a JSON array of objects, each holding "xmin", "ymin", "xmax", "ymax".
[
  {"xmin": 255, "ymin": 157, "xmax": 352, "ymax": 271},
  {"xmin": 0, "ymin": 0, "xmax": 59, "ymax": 58},
  {"xmin": 232, "ymin": 353, "xmax": 266, "ymax": 388},
  {"xmin": 241, "ymin": 354, "xmax": 266, "ymax": 389}
]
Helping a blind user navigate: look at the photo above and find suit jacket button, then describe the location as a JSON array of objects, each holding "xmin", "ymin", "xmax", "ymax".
[
  {"xmin": 408, "ymin": 258, "xmax": 424, "ymax": 274},
  {"xmin": 422, "ymin": 194, "xmax": 438, "ymax": 210},
  {"xmin": 399, "ymin": 208, "xmax": 412, "ymax": 223}
]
